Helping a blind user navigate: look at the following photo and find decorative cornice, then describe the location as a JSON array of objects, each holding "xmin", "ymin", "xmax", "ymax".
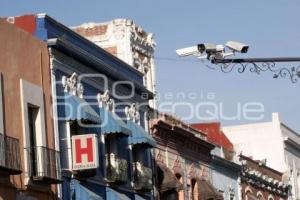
[
  {"xmin": 284, "ymin": 136, "xmax": 300, "ymax": 151},
  {"xmin": 153, "ymin": 128, "xmax": 212, "ymax": 163},
  {"xmin": 97, "ymin": 89, "xmax": 115, "ymax": 112},
  {"xmin": 241, "ymin": 166, "xmax": 290, "ymax": 196},
  {"xmin": 62, "ymin": 72, "xmax": 84, "ymax": 98},
  {"xmin": 129, "ymin": 23, "xmax": 155, "ymax": 49}
]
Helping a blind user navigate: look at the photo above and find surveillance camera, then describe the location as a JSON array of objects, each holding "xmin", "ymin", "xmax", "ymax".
[
  {"xmin": 175, "ymin": 46, "xmax": 199, "ymax": 57},
  {"xmin": 198, "ymin": 43, "xmax": 225, "ymax": 54},
  {"xmin": 198, "ymin": 43, "xmax": 216, "ymax": 54},
  {"xmin": 226, "ymin": 41, "xmax": 249, "ymax": 53}
]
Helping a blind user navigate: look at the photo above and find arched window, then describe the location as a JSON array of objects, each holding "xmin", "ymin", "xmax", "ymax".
[
  {"xmin": 176, "ymin": 173, "xmax": 184, "ymax": 200},
  {"xmin": 190, "ymin": 179, "xmax": 198, "ymax": 200},
  {"xmin": 268, "ymin": 195, "xmax": 274, "ymax": 200}
]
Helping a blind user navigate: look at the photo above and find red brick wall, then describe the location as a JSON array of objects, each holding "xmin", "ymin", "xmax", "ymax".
[{"xmin": 73, "ymin": 24, "xmax": 108, "ymax": 37}]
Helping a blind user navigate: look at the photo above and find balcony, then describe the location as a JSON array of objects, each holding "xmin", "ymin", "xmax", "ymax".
[
  {"xmin": 133, "ymin": 162, "xmax": 153, "ymax": 191},
  {"xmin": 25, "ymin": 146, "xmax": 61, "ymax": 184},
  {"xmin": 0, "ymin": 134, "xmax": 22, "ymax": 174},
  {"xmin": 106, "ymin": 153, "xmax": 128, "ymax": 184}
]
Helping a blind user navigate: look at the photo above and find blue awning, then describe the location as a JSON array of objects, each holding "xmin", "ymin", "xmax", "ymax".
[
  {"xmin": 64, "ymin": 95, "xmax": 101, "ymax": 124},
  {"xmin": 106, "ymin": 187, "xmax": 131, "ymax": 200},
  {"xmin": 99, "ymin": 107, "xmax": 131, "ymax": 136},
  {"xmin": 70, "ymin": 179, "xmax": 104, "ymax": 200},
  {"xmin": 127, "ymin": 120, "xmax": 156, "ymax": 147}
]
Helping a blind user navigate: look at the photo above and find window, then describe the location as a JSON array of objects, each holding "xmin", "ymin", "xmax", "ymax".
[
  {"xmin": 28, "ymin": 105, "xmax": 39, "ymax": 176},
  {"xmin": 132, "ymin": 145, "xmax": 149, "ymax": 165},
  {"xmin": 229, "ymin": 193, "xmax": 235, "ymax": 200},
  {"xmin": 105, "ymin": 135, "xmax": 118, "ymax": 155},
  {"xmin": 191, "ymin": 179, "xmax": 198, "ymax": 200},
  {"xmin": 0, "ymin": 73, "xmax": 3, "ymax": 134},
  {"xmin": 20, "ymin": 79, "xmax": 47, "ymax": 183},
  {"xmin": 176, "ymin": 174, "xmax": 184, "ymax": 200}
]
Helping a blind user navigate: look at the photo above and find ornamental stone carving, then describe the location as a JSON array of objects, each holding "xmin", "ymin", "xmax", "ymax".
[
  {"xmin": 172, "ymin": 156, "xmax": 184, "ymax": 175},
  {"xmin": 156, "ymin": 150, "xmax": 165, "ymax": 164},
  {"xmin": 188, "ymin": 163, "xmax": 198, "ymax": 179},
  {"xmin": 97, "ymin": 90, "xmax": 115, "ymax": 112},
  {"xmin": 125, "ymin": 103, "xmax": 140, "ymax": 123},
  {"xmin": 62, "ymin": 72, "xmax": 84, "ymax": 98}
]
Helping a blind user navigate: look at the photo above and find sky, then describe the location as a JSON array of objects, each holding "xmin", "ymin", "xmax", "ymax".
[{"xmin": 1, "ymin": 0, "xmax": 300, "ymax": 132}]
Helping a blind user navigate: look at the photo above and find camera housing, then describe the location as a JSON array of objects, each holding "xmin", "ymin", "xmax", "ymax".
[
  {"xmin": 176, "ymin": 46, "xmax": 199, "ymax": 57},
  {"xmin": 226, "ymin": 41, "xmax": 249, "ymax": 53}
]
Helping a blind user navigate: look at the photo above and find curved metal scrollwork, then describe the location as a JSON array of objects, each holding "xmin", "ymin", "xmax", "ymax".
[{"xmin": 201, "ymin": 59, "xmax": 300, "ymax": 83}]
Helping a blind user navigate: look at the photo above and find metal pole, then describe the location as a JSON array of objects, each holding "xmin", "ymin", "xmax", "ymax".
[{"xmin": 213, "ymin": 57, "xmax": 300, "ymax": 64}]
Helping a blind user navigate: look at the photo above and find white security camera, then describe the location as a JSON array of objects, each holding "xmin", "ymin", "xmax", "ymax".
[
  {"xmin": 198, "ymin": 43, "xmax": 225, "ymax": 54},
  {"xmin": 225, "ymin": 41, "xmax": 249, "ymax": 53},
  {"xmin": 197, "ymin": 43, "xmax": 226, "ymax": 60},
  {"xmin": 198, "ymin": 43, "xmax": 215, "ymax": 53},
  {"xmin": 175, "ymin": 46, "xmax": 200, "ymax": 57}
]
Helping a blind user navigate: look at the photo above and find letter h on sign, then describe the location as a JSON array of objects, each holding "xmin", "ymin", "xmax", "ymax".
[
  {"xmin": 75, "ymin": 138, "xmax": 93, "ymax": 163},
  {"xmin": 72, "ymin": 134, "xmax": 99, "ymax": 170}
]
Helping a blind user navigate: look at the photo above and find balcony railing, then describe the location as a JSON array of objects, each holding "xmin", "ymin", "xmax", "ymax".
[
  {"xmin": 0, "ymin": 134, "xmax": 22, "ymax": 174},
  {"xmin": 105, "ymin": 153, "xmax": 128, "ymax": 184},
  {"xmin": 25, "ymin": 146, "xmax": 61, "ymax": 184},
  {"xmin": 133, "ymin": 162, "xmax": 153, "ymax": 191}
]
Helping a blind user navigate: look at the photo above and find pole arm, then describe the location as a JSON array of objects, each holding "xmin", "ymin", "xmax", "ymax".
[{"xmin": 213, "ymin": 57, "xmax": 300, "ymax": 64}]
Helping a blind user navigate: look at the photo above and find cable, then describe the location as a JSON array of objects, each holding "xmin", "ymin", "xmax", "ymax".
[{"xmin": 155, "ymin": 56, "xmax": 200, "ymax": 63}]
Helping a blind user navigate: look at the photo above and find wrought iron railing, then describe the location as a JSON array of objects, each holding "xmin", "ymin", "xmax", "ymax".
[
  {"xmin": 0, "ymin": 134, "xmax": 22, "ymax": 174},
  {"xmin": 25, "ymin": 146, "xmax": 61, "ymax": 182},
  {"xmin": 105, "ymin": 153, "xmax": 128, "ymax": 184},
  {"xmin": 133, "ymin": 162, "xmax": 152, "ymax": 191}
]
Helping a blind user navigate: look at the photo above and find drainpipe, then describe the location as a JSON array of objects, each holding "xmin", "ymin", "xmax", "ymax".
[{"xmin": 49, "ymin": 48, "xmax": 62, "ymax": 199}]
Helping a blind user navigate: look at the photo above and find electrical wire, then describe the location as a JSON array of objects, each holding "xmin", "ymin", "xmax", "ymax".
[{"xmin": 155, "ymin": 56, "xmax": 200, "ymax": 63}]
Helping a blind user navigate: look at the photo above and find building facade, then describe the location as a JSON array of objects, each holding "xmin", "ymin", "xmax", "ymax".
[
  {"xmin": 72, "ymin": 19, "xmax": 157, "ymax": 109},
  {"xmin": 239, "ymin": 155, "xmax": 289, "ymax": 200},
  {"xmin": 191, "ymin": 123, "xmax": 241, "ymax": 200},
  {"xmin": 0, "ymin": 18, "xmax": 61, "ymax": 200},
  {"xmin": 223, "ymin": 113, "xmax": 300, "ymax": 200},
  {"xmin": 150, "ymin": 113, "xmax": 223, "ymax": 200},
  {"xmin": 8, "ymin": 14, "xmax": 157, "ymax": 200}
]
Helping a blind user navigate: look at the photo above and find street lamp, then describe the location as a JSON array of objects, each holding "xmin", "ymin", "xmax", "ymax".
[{"xmin": 176, "ymin": 41, "xmax": 300, "ymax": 83}]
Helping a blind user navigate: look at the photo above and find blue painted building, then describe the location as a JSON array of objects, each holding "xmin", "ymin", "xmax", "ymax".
[
  {"xmin": 210, "ymin": 147, "xmax": 241, "ymax": 200},
  {"xmin": 10, "ymin": 14, "xmax": 156, "ymax": 200}
]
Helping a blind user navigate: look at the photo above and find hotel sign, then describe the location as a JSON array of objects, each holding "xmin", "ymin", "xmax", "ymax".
[{"xmin": 72, "ymin": 134, "xmax": 99, "ymax": 170}]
